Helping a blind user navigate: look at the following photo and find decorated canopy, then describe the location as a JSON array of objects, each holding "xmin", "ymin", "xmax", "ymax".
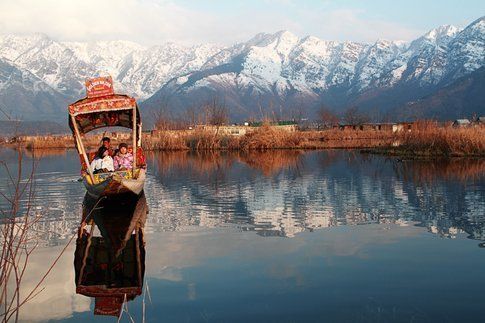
[{"xmin": 68, "ymin": 76, "xmax": 141, "ymax": 135}]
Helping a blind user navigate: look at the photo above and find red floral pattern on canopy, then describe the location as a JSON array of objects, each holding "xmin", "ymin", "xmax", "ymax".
[{"xmin": 68, "ymin": 95, "xmax": 136, "ymax": 116}]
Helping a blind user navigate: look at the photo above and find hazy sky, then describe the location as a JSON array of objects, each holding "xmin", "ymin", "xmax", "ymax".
[{"xmin": 0, "ymin": 0, "xmax": 483, "ymax": 45}]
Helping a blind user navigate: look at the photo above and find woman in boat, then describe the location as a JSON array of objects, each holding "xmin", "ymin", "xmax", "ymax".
[
  {"xmin": 113, "ymin": 143, "xmax": 133, "ymax": 170},
  {"xmin": 91, "ymin": 146, "xmax": 115, "ymax": 173}
]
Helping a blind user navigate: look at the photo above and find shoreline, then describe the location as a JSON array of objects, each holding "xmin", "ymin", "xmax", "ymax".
[{"xmin": 1, "ymin": 124, "xmax": 484, "ymax": 158}]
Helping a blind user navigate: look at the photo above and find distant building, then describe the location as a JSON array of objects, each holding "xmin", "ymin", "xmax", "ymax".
[
  {"xmin": 336, "ymin": 122, "xmax": 414, "ymax": 132},
  {"xmin": 393, "ymin": 122, "xmax": 414, "ymax": 132},
  {"xmin": 452, "ymin": 119, "xmax": 471, "ymax": 127}
]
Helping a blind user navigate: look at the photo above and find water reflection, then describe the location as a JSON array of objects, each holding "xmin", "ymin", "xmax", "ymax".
[
  {"xmin": 393, "ymin": 158, "xmax": 485, "ymax": 183},
  {"xmin": 0, "ymin": 149, "xmax": 483, "ymax": 243},
  {"xmin": 146, "ymin": 151, "xmax": 485, "ymax": 240},
  {"xmin": 1, "ymin": 148, "xmax": 484, "ymax": 322},
  {"xmin": 74, "ymin": 192, "xmax": 148, "ymax": 317}
]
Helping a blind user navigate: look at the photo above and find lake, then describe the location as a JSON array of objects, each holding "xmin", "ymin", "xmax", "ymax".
[{"xmin": 1, "ymin": 149, "xmax": 484, "ymax": 322}]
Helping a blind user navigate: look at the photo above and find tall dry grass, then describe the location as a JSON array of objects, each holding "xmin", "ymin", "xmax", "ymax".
[
  {"xmin": 238, "ymin": 125, "xmax": 302, "ymax": 150},
  {"xmin": 9, "ymin": 121, "xmax": 485, "ymax": 157},
  {"xmin": 392, "ymin": 122, "xmax": 485, "ymax": 157},
  {"xmin": 301, "ymin": 128, "xmax": 394, "ymax": 149},
  {"xmin": 142, "ymin": 131, "xmax": 187, "ymax": 151}
]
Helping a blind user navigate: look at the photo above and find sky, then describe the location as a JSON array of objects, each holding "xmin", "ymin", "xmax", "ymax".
[{"xmin": 0, "ymin": 0, "xmax": 484, "ymax": 45}]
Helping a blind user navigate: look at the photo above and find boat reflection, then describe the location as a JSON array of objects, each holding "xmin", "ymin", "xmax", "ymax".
[{"xmin": 74, "ymin": 192, "xmax": 148, "ymax": 317}]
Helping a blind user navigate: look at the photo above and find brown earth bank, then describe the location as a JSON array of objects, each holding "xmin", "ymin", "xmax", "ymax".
[{"xmin": 1, "ymin": 123, "xmax": 484, "ymax": 157}]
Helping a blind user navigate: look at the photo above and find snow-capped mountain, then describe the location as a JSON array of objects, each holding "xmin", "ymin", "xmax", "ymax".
[
  {"xmin": 114, "ymin": 42, "xmax": 222, "ymax": 98},
  {"xmin": 145, "ymin": 16, "xmax": 484, "ymax": 121},
  {"xmin": 0, "ymin": 34, "xmax": 222, "ymax": 100},
  {"xmin": 0, "ymin": 16, "xmax": 483, "ymax": 123},
  {"xmin": 0, "ymin": 56, "xmax": 69, "ymax": 120}
]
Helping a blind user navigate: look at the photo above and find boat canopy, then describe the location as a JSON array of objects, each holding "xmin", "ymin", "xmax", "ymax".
[
  {"xmin": 68, "ymin": 95, "xmax": 141, "ymax": 134},
  {"xmin": 68, "ymin": 76, "xmax": 141, "ymax": 135}
]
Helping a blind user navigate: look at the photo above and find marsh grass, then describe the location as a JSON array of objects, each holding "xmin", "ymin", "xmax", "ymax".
[
  {"xmin": 395, "ymin": 122, "xmax": 485, "ymax": 157},
  {"xmin": 10, "ymin": 121, "xmax": 485, "ymax": 157}
]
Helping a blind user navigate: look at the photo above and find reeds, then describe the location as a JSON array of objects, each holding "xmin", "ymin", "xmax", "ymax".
[
  {"xmin": 388, "ymin": 121, "xmax": 485, "ymax": 157},
  {"xmin": 300, "ymin": 128, "xmax": 394, "ymax": 149},
  {"xmin": 142, "ymin": 131, "xmax": 187, "ymax": 151},
  {"xmin": 8, "ymin": 122, "xmax": 485, "ymax": 157},
  {"xmin": 238, "ymin": 125, "xmax": 302, "ymax": 150}
]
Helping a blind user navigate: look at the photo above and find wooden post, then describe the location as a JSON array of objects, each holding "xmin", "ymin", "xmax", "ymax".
[
  {"xmin": 71, "ymin": 115, "xmax": 95, "ymax": 184},
  {"xmin": 132, "ymin": 106, "xmax": 137, "ymax": 178}
]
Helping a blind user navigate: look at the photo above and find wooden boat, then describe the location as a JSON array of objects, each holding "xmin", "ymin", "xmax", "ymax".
[
  {"xmin": 75, "ymin": 193, "xmax": 148, "ymax": 317},
  {"xmin": 68, "ymin": 76, "xmax": 146, "ymax": 198}
]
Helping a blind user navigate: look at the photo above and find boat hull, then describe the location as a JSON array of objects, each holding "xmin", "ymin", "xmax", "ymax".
[{"xmin": 83, "ymin": 169, "xmax": 146, "ymax": 198}]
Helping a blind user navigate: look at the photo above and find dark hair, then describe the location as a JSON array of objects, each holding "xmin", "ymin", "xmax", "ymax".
[
  {"xmin": 97, "ymin": 146, "xmax": 108, "ymax": 159},
  {"xmin": 102, "ymin": 137, "xmax": 110, "ymax": 143},
  {"xmin": 119, "ymin": 143, "xmax": 128, "ymax": 149}
]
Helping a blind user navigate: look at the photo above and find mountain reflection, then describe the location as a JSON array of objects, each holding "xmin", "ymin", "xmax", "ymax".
[
  {"xmin": 147, "ymin": 151, "xmax": 485, "ymax": 240},
  {"xmin": 2, "ymin": 149, "xmax": 483, "ymax": 245},
  {"xmin": 74, "ymin": 192, "xmax": 148, "ymax": 317}
]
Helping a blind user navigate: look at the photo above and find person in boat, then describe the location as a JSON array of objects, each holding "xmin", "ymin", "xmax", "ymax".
[
  {"xmin": 113, "ymin": 143, "xmax": 133, "ymax": 170},
  {"xmin": 91, "ymin": 146, "xmax": 115, "ymax": 173},
  {"xmin": 101, "ymin": 137, "xmax": 114, "ymax": 156}
]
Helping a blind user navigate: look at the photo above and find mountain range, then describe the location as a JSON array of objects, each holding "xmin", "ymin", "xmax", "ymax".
[{"xmin": 0, "ymin": 16, "xmax": 483, "ymax": 128}]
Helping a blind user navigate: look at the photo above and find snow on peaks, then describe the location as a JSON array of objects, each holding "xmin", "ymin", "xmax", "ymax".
[
  {"xmin": 423, "ymin": 25, "xmax": 460, "ymax": 44},
  {"xmin": 63, "ymin": 40, "xmax": 145, "ymax": 63},
  {"xmin": 0, "ymin": 15, "xmax": 484, "ymax": 102},
  {"xmin": 0, "ymin": 33, "xmax": 52, "ymax": 61},
  {"xmin": 272, "ymin": 30, "xmax": 299, "ymax": 57},
  {"xmin": 466, "ymin": 16, "xmax": 485, "ymax": 32}
]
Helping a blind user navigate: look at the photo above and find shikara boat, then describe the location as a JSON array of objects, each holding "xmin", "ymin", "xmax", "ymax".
[{"xmin": 68, "ymin": 76, "xmax": 146, "ymax": 198}]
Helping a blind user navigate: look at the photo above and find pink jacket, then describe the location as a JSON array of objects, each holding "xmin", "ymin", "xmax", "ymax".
[{"xmin": 113, "ymin": 153, "xmax": 134, "ymax": 170}]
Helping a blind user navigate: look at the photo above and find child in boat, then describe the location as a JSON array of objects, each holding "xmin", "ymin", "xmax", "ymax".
[
  {"xmin": 90, "ymin": 146, "xmax": 114, "ymax": 173},
  {"xmin": 113, "ymin": 143, "xmax": 134, "ymax": 170}
]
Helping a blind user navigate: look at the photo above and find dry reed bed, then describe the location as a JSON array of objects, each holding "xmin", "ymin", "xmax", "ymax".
[
  {"xmin": 143, "ymin": 126, "xmax": 395, "ymax": 151},
  {"xmin": 9, "ymin": 124, "xmax": 485, "ymax": 157},
  {"xmin": 26, "ymin": 136, "xmax": 100, "ymax": 150},
  {"xmin": 380, "ymin": 125, "xmax": 485, "ymax": 157}
]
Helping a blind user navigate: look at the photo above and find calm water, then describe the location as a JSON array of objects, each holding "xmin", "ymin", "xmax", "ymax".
[{"xmin": 1, "ymin": 148, "xmax": 484, "ymax": 322}]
